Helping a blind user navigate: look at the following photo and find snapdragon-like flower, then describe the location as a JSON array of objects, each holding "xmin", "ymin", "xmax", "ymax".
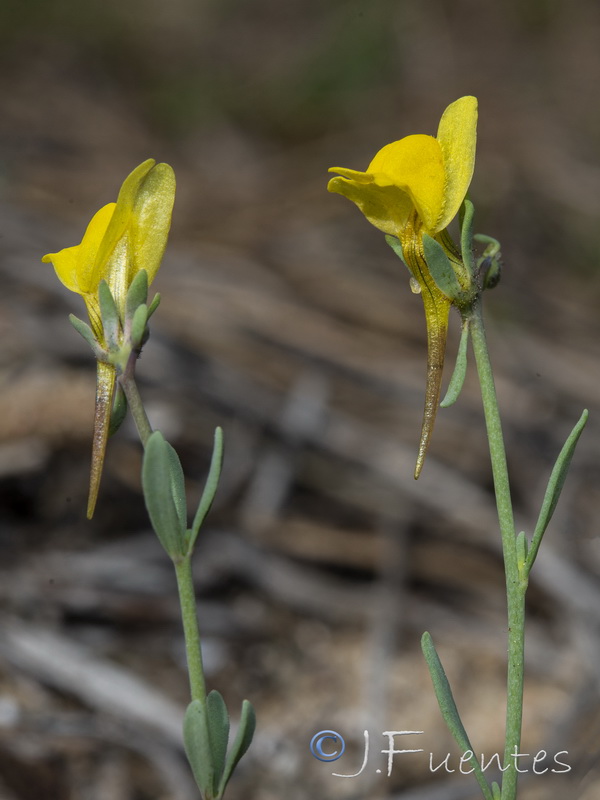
[
  {"xmin": 43, "ymin": 159, "xmax": 176, "ymax": 517},
  {"xmin": 328, "ymin": 96, "xmax": 477, "ymax": 477}
]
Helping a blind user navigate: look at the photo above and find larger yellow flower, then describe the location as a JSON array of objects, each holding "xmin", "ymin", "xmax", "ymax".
[
  {"xmin": 328, "ymin": 96, "xmax": 477, "ymax": 477},
  {"xmin": 43, "ymin": 159, "xmax": 176, "ymax": 517}
]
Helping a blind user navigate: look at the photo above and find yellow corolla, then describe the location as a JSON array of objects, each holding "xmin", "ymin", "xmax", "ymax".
[
  {"xmin": 43, "ymin": 159, "xmax": 176, "ymax": 517},
  {"xmin": 328, "ymin": 96, "xmax": 477, "ymax": 477}
]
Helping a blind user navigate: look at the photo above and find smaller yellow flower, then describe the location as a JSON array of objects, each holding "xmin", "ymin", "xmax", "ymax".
[
  {"xmin": 43, "ymin": 159, "xmax": 176, "ymax": 517},
  {"xmin": 43, "ymin": 159, "xmax": 175, "ymax": 338},
  {"xmin": 328, "ymin": 97, "xmax": 477, "ymax": 477}
]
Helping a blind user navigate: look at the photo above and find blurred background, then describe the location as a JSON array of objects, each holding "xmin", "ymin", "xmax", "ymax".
[{"xmin": 1, "ymin": 0, "xmax": 599, "ymax": 798}]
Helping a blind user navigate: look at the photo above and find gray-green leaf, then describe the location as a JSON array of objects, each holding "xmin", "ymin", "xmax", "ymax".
[
  {"xmin": 206, "ymin": 690, "xmax": 230, "ymax": 793},
  {"xmin": 218, "ymin": 700, "xmax": 256, "ymax": 798},
  {"xmin": 183, "ymin": 699, "xmax": 215, "ymax": 799},
  {"xmin": 142, "ymin": 431, "xmax": 187, "ymax": 559},
  {"xmin": 526, "ymin": 409, "xmax": 588, "ymax": 574},
  {"xmin": 421, "ymin": 632, "xmax": 493, "ymax": 800},
  {"xmin": 188, "ymin": 427, "xmax": 224, "ymax": 554},
  {"xmin": 440, "ymin": 319, "xmax": 469, "ymax": 408}
]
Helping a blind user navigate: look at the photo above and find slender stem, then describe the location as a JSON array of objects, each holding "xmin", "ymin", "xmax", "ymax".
[
  {"xmin": 468, "ymin": 300, "xmax": 526, "ymax": 800},
  {"xmin": 174, "ymin": 555, "xmax": 207, "ymax": 705},
  {"xmin": 118, "ymin": 355, "xmax": 153, "ymax": 446},
  {"xmin": 119, "ymin": 356, "xmax": 207, "ymax": 706}
]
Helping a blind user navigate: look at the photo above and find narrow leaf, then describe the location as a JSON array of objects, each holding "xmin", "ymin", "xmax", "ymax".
[
  {"xmin": 421, "ymin": 633, "xmax": 494, "ymax": 800},
  {"xmin": 188, "ymin": 427, "xmax": 224, "ymax": 553},
  {"xmin": 142, "ymin": 431, "xmax": 187, "ymax": 559},
  {"xmin": 218, "ymin": 700, "xmax": 256, "ymax": 798},
  {"xmin": 491, "ymin": 781, "xmax": 501, "ymax": 799},
  {"xmin": 166, "ymin": 439, "xmax": 188, "ymax": 534},
  {"xmin": 440, "ymin": 318, "xmax": 469, "ymax": 408},
  {"xmin": 526, "ymin": 409, "xmax": 588, "ymax": 574},
  {"xmin": 422, "ymin": 234, "xmax": 463, "ymax": 301},
  {"xmin": 183, "ymin": 699, "xmax": 215, "ymax": 799},
  {"xmin": 206, "ymin": 690, "xmax": 230, "ymax": 791}
]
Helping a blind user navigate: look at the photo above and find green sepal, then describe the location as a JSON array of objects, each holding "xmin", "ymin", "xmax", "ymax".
[
  {"xmin": 108, "ymin": 383, "xmax": 128, "ymax": 436},
  {"xmin": 440, "ymin": 318, "xmax": 469, "ymax": 408},
  {"xmin": 474, "ymin": 234, "xmax": 502, "ymax": 290},
  {"xmin": 421, "ymin": 633, "xmax": 494, "ymax": 800},
  {"xmin": 385, "ymin": 234, "xmax": 418, "ymax": 291},
  {"xmin": 142, "ymin": 431, "xmax": 188, "ymax": 560},
  {"xmin": 491, "ymin": 781, "xmax": 501, "ymax": 800},
  {"xmin": 422, "ymin": 234, "xmax": 464, "ymax": 302},
  {"xmin": 130, "ymin": 303, "xmax": 149, "ymax": 351},
  {"xmin": 148, "ymin": 292, "xmax": 161, "ymax": 318},
  {"xmin": 69, "ymin": 314, "xmax": 106, "ymax": 360},
  {"xmin": 480, "ymin": 256, "xmax": 502, "ymax": 290},
  {"xmin": 217, "ymin": 699, "xmax": 256, "ymax": 798},
  {"xmin": 385, "ymin": 235, "xmax": 424, "ymax": 293},
  {"xmin": 385, "ymin": 234, "xmax": 407, "ymax": 267},
  {"xmin": 459, "ymin": 199, "xmax": 476, "ymax": 275},
  {"xmin": 525, "ymin": 409, "xmax": 588, "ymax": 575},
  {"xmin": 474, "ymin": 233, "xmax": 501, "ymax": 257},
  {"xmin": 98, "ymin": 280, "xmax": 121, "ymax": 350},
  {"xmin": 188, "ymin": 427, "xmax": 224, "ymax": 554},
  {"xmin": 126, "ymin": 269, "xmax": 148, "ymax": 320}
]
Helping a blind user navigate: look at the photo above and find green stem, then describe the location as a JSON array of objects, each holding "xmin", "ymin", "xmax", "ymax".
[
  {"xmin": 119, "ymin": 358, "xmax": 207, "ymax": 707},
  {"xmin": 118, "ymin": 356, "xmax": 153, "ymax": 446},
  {"xmin": 174, "ymin": 555, "xmax": 207, "ymax": 705},
  {"xmin": 468, "ymin": 300, "xmax": 525, "ymax": 800}
]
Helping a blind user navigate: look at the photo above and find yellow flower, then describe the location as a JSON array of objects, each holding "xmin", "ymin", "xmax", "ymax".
[
  {"xmin": 43, "ymin": 159, "xmax": 175, "ymax": 338},
  {"xmin": 42, "ymin": 159, "xmax": 176, "ymax": 518},
  {"xmin": 328, "ymin": 96, "xmax": 477, "ymax": 477}
]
